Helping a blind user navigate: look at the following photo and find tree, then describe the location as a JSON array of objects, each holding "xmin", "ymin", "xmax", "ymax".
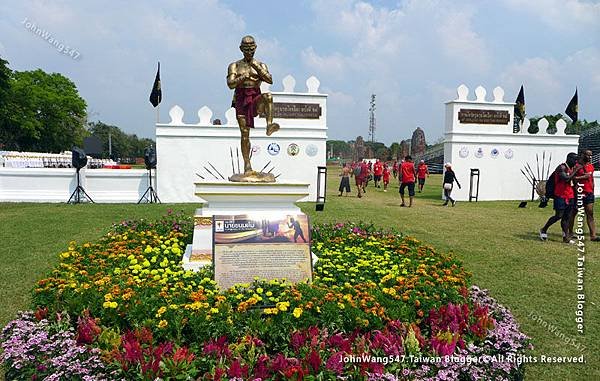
[
  {"xmin": 389, "ymin": 142, "xmax": 400, "ymax": 159},
  {"xmin": 2, "ymin": 69, "xmax": 87, "ymax": 152},
  {"xmin": 88, "ymin": 121, "xmax": 154, "ymax": 159},
  {"xmin": 529, "ymin": 114, "xmax": 598, "ymax": 135},
  {"xmin": 0, "ymin": 56, "xmax": 13, "ymax": 149},
  {"xmin": 326, "ymin": 140, "xmax": 352, "ymax": 158}
]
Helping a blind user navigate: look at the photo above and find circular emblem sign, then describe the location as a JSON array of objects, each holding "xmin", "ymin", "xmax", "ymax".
[
  {"xmin": 267, "ymin": 143, "xmax": 280, "ymax": 156},
  {"xmin": 475, "ymin": 147, "xmax": 484, "ymax": 158},
  {"xmin": 287, "ymin": 143, "xmax": 300, "ymax": 156},
  {"xmin": 505, "ymin": 149, "xmax": 514, "ymax": 159},
  {"xmin": 459, "ymin": 147, "xmax": 469, "ymax": 158},
  {"xmin": 491, "ymin": 148, "xmax": 500, "ymax": 158},
  {"xmin": 306, "ymin": 144, "xmax": 318, "ymax": 157},
  {"xmin": 251, "ymin": 145, "xmax": 261, "ymax": 156}
]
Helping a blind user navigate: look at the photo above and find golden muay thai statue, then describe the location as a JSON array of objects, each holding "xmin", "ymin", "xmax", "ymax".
[{"xmin": 227, "ymin": 35, "xmax": 280, "ymax": 182}]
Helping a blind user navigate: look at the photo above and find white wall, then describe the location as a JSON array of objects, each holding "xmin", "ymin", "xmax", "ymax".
[
  {"xmin": 156, "ymin": 75, "xmax": 327, "ymax": 203},
  {"xmin": 0, "ymin": 168, "xmax": 148, "ymax": 202},
  {"xmin": 444, "ymin": 85, "xmax": 579, "ymax": 201}
]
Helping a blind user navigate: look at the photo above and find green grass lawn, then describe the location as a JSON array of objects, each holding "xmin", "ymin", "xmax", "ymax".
[{"xmin": 0, "ymin": 169, "xmax": 597, "ymax": 380}]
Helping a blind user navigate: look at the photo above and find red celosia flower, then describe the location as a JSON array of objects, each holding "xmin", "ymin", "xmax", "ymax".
[
  {"xmin": 328, "ymin": 334, "xmax": 352, "ymax": 353},
  {"xmin": 122, "ymin": 331, "xmax": 143, "ymax": 362},
  {"xmin": 306, "ymin": 349, "xmax": 321, "ymax": 373},
  {"xmin": 290, "ymin": 331, "xmax": 307, "ymax": 353},
  {"xmin": 136, "ymin": 327, "xmax": 153, "ymax": 344},
  {"xmin": 204, "ymin": 336, "xmax": 230, "ymax": 359},
  {"xmin": 213, "ymin": 366, "xmax": 225, "ymax": 380},
  {"xmin": 270, "ymin": 353, "xmax": 289, "ymax": 373},
  {"xmin": 325, "ymin": 352, "xmax": 344, "ymax": 374},
  {"xmin": 34, "ymin": 307, "xmax": 48, "ymax": 321},
  {"xmin": 283, "ymin": 365, "xmax": 306, "ymax": 379},
  {"xmin": 173, "ymin": 346, "xmax": 195, "ymax": 364},
  {"xmin": 227, "ymin": 358, "xmax": 248, "ymax": 378},
  {"xmin": 76, "ymin": 312, "xmax": 101, "ymax": 345},
  {"xmin": 253, "ymin": 354, "xmax": 271, "ymax": 379}
]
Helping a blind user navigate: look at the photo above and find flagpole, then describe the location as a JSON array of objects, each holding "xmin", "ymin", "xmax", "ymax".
[
  {"xmin": 520, "ymin": 118, "xmax": 524, "ymax": 134},
  {"xmin": 156, "ymin": 104, "xmax": 160, "ymax": 125}
]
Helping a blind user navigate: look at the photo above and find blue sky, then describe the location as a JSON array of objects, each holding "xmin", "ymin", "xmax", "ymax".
[{"xmin": 1, "ymin": 0, "xmax": 598, "ymax": 144}]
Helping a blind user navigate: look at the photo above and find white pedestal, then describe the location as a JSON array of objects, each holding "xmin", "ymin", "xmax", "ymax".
[{"xmin": 183, "ymin": 181, "xmax": 310, "ymax": 271}]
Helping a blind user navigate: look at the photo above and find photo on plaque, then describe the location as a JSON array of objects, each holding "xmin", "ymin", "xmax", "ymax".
[{"xmin": 212, "ymin": 214, "xmax": 312, "ymax": 290}]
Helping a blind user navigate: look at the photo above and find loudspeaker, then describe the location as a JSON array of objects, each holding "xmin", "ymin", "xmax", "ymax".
[
  {"xmin": 144, "ymin": 147, "xmax": 157, "ymax": 170},
  {"xmin": 71, "ymin": 147, "xmax": 88, "ymax": 169}
]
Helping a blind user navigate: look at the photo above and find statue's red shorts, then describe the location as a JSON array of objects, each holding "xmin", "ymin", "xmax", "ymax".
[{"xmin": 234, "ymin": 87, "xmax": 261, "ymax": 128}]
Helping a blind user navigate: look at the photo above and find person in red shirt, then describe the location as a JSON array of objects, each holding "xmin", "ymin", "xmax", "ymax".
[
  {"xmin": 417, "ymin": 160, "xmax": 429, "ymax": 193},
  {"xmin": 399, "ymin": 155, "xmax": 416, "ymax": 207},
  {"xmin": 572, "ymin": 150, "xmax": 598, "ymax": 241},
  {"xmin": 382, "ymin": 164, "xmax": 391, "ymax": 192},
  {"xmin": 373, "ymin": 159, "xmax": 384, "ymax": 188},
  {"xmin": 540, "ymin": 153, "xmax": 581, "ymax": 243},
  {"xmin": 392, "ymin": 160, "xmax": 399, "ymax": 179},
  {"xmin": 353, "ymin": 158, "xmax": 369, "ymax": 198}
]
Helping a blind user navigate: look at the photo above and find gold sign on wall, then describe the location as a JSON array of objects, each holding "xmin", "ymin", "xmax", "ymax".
[{"xmin": 458, "ymin": 109, "xmax": 510, "ymax": 125}]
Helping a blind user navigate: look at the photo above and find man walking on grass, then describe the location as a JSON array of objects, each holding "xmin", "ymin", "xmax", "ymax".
[
  {"xmin": 399, "ymin": 155, "xmax": 416, "ymax": 207},
  {"xmin": 417, "ymin": 160, "xmax": 429, "ymax": 193},
  {"xmin": 540, "ymin": 152, "xmax": 581, "ymax": 243},
  {"xmin": 571, "ymin": 150, "xmax": 599, "ymax": 241},
  {"xmin": 373, "ymin": 159, "xmax": 383, "ymax": 189}
]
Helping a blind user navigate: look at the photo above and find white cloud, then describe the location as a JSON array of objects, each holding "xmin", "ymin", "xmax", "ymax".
[
  {"xmin": 500, "ymin": 48, "xmax": 600, "ymax": 118},
  {"xmin": 300, "ymin": 47, "xmax": 349, "ymax": 80},
  {"xmin": 500, "ymin": 57, "xmax": 562, "ymax": 95},
  {"xmin": 501, "ymin": 0, "xmax": 600, "ymax": 31},
  {"xmin": 436, "ymin": 10, "xmax": 490, "ymax": 72}
]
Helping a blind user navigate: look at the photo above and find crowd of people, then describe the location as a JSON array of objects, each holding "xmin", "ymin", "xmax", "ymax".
[
  {"xmin": 338, "ymin": 156, "xmax": 456, "ymax": 206},
  {"xmin": 540, "ymin": 150, "xmax": 597, "ymax": 243}
]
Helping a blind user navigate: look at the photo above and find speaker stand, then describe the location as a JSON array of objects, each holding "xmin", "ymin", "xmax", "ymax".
[
  {"xmin": 138, "ymin": 168, "xmax": 161, "ymax": 204},
  {"xmin": 67, "ymin": 169, "xmax": 94, "ymax": 204}
]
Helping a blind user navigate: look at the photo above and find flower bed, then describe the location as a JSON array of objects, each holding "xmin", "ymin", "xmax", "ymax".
[{"xmin": 2, "ymin": 215, "xmax": 531, "ymax": 379}]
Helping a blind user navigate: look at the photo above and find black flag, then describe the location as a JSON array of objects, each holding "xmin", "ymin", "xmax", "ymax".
[
  {"xmin": 149, "ymin": 62, "xmax": 162, "ymax": 107},
  {"xmin": 565, "ymin": 88, "xmax": 578, "ymax": 123},
  {"xmin": 514, "ymin": 85, "xmax": 525, "ymax": 119}
]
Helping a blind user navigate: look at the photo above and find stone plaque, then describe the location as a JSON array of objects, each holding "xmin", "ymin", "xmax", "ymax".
[
  {"xmin": 273, "ymin": 102, "xmax": 322, "ymax": 119},
  {"xmin": 458, "ymin": 109, "xmax": 510, "ymax": 125},
  {"xmin": 213, "ymin": 214, "xmax": 312, "ymax": 290}
]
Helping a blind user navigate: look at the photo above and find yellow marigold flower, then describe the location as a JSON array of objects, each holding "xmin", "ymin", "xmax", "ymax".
[
  {"xmin": 276, "ymin": 301, "xmax": 290, "ymax": 312},
  {"xmin": 59, "ymin": 252, "xmax": 70, "ymax": 259},
  {"xmin": 169, "ymin": 304, "xmax": 178, "ymax": 310},
  {"xmin": 292, "ymin": 307, "xmax": 303, "ymax": 318},
  {"xmin": 104, "ymin": 293, "xmax": 113, "ymax": 301},
  {"xmin": 338, "ymin": 302, "xmax": 345, "ymax": 310},
  {"xmin": 158, "ymin": 320, "xmax": 168, "ymax": 329},
  {"xmin": 256, "ymin": 287, "xmax": 264, "ymax": 294},
  {"xmin": 157, "ymin": 306, "xmax": 167, "ymax": 316},
  {"xmin": 102, "ymin": 301, "xmax": 111, "ymax": 308},
  {"xmin": 210, "ymin": 307, "xmax": 219, "ymax": 314},
  {"xmin": 266, "ymin": 291, "xmax": 273, "ymax": 297},
  {"xmin": 144, "ymin": 246, "xmax": 153, "ymax": 254}
]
